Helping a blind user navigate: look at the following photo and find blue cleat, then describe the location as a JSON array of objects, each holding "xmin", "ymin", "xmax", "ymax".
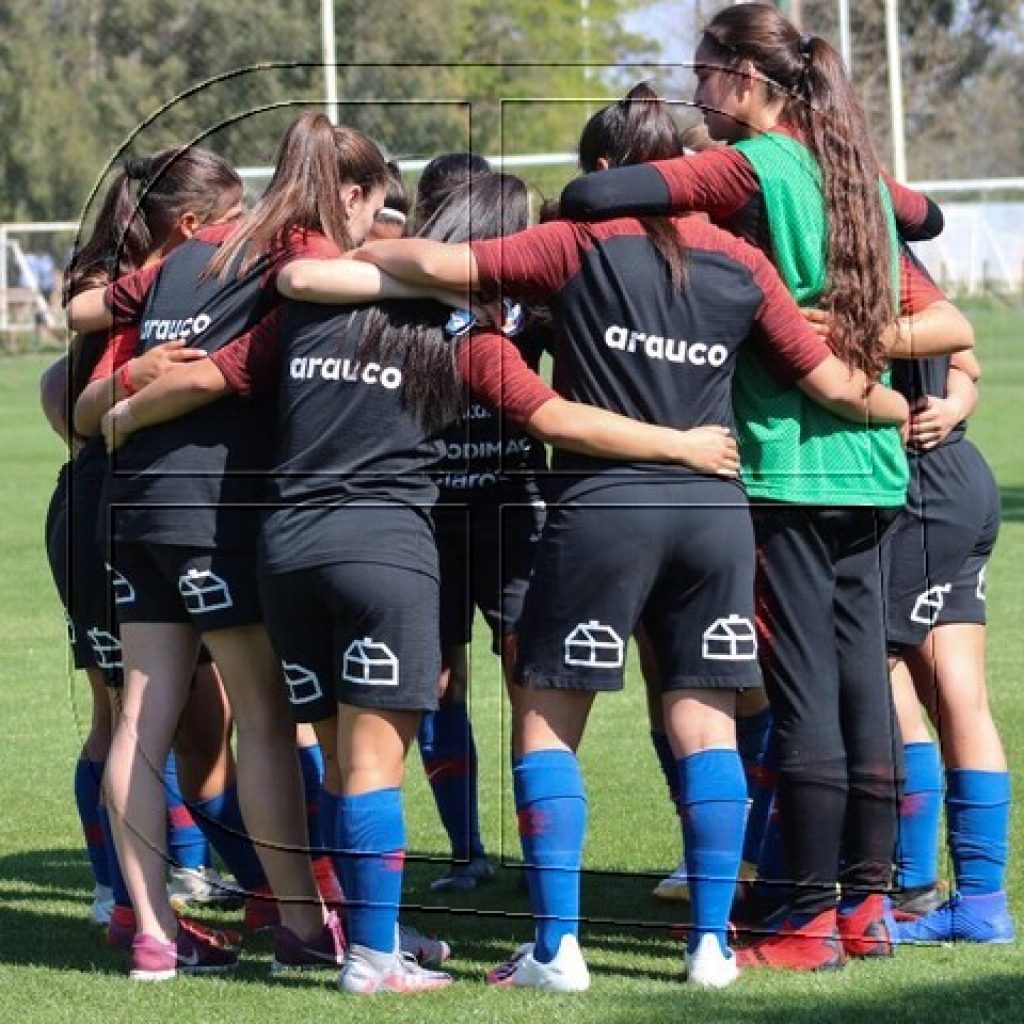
[{"xmin": 892, "ymin": 891, "xmax": 1016, "ymax": 945}]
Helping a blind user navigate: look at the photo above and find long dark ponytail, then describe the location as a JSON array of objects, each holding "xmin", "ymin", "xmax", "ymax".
[
  {"xmin": 701, "ymin": 2, "xmax": 893, "ymax": 379},
  {"xmin": 579, "ymin": 82, "xmax": 689, "ymax": 291},
  {"xmin": 357, "ymin": 172, "xmax": 530, "ymax": 433}
]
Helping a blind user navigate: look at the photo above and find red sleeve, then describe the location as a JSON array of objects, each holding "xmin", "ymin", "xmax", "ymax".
[
  {"xmin": 883, "ymin": 172, "xmax": 929, "ymax": 233},
  {"xmin": 103, "ymin": 262, "xmax": 163, "ymax": 325},
  {"xmin": 263, "ymin": 230, "xmax": 344, "ymax": 288},
  {"xmin": 87, "ymin": 327, "xmax": 141, "ymax": 383},
  {"xmin": 208, "ymin": 307, "xmax": 286, "ymax": 396},
  {"xmin": 456, "ymin": 331, "xmax": 557, "ymax": 426},
  {"xmin": 899, "ymin": 251, "xmax": 945, "ymax": 314},
  {"xmin": 653, "ymin": 147, "xmax": 760, "ymax": 221},
  {"xmin": 470, "ymin": 222, "xmax": 583, "ymax": 303},
  {"xmin": 742, "ymin": 249, "xmax": 832, "ymax": 384}
]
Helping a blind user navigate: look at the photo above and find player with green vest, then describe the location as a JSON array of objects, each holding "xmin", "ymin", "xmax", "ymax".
[{"xmin": 560, "ymin": 1, "xmax": 974, "ymax": 972}]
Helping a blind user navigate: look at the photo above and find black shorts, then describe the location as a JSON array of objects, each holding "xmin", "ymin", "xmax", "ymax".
[
  {"xmin": 434, "ymin": 482, "xmax": 545, "ymax": 654},
  {"xmin": 260, "ymin": 561, "xmax": 442, "ymax": 721},
  {"xmin": 515, "ymin": 479, "xmax": 762, "ymax": 693},
  {"xmin": 110, "ymin": 542, "xmax": 262, "ymax": 631},
  {"xmin": 887, "ymin": 439, "xmax": 999, "ymax": 654},
  {"xmin": 45, "ymin": 457, "xmax": 124, "ymax": 686}
]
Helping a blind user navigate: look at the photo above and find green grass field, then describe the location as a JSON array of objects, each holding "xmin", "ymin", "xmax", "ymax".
[{"xmin": 1, "ymin": 306, "xmax": 1022, "ymax": 1022}]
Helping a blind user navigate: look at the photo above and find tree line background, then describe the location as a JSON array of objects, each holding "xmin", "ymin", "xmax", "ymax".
[{"xmin": 1, "ymin": 0, "xmax": 1021, "ymax": 226}]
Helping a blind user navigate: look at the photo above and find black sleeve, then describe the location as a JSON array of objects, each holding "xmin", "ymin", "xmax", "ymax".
[
  {"xmin": 560, "ymin": 165, "xmax": 672, "ymax": 220},
  {"xmin": 900, "ymin": 198, "xmax": 944, "ymax": 242}
]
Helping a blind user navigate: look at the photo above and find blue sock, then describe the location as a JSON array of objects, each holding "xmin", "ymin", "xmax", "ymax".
[
  {"xmin": 297, "ymin": 743, "xmax": 325, "ymax": 854},
  {"xmin": 193, "ymin": 786, "xmax": 268, "ymax": 891},
  {"xmin": 678, "ymin": 748, "xmax": 747, "ymax": 955},
  {"xmin": 97, "ymin": 804, "xmax": 130, "ymax": 908},
  {"xmin": 946, "ymin": 769, "xmax": 1011, "ymax": 895},
  {"xmin": 514, "ymin": 749, "xmax": 587, "ymax": 963},
  {"xmin": 337, "ymin": 787, "xmax": 405, "ymax": 954},
  {"xmin": 164, "ymin": 753, "xmax": 208, "ymax": 871},
  {"xmin": 419, "ymin": 705, "xmax": 484, "ymax": 860},
  {"xmin": 320, "ymin": 788, "xmax": 343, "ymax": 877},
  {"xmin": 737, "ymin": 709, "xmax": 774, "ymax": 865},
  {"xmin": 74, "ymin": 758, "xmax": 109, "ymax": 887},
  {"xmin": 895, "ymin": 742, "xmax": 943, "ymax": 889}
]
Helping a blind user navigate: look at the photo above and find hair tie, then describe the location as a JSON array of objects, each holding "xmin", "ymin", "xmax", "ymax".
[{"xmin": 798, "ymin": 34, "xmax": 813, "ymax": 63}]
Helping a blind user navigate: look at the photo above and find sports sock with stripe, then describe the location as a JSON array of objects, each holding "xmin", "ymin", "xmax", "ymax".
[
  {"xmin": 678, "ymin": 748, "xmax": 746, "ymax": 955},
  {"xmin": 418, "ymin": 704, "xmax": 484, "ymax": 861},
  {"xmin": 737, "ymin": 708, "xmax": 774, "ymax": 866},
  {"xmin": 74, "ymin": 758, "xmax": 109, "ymax": 887},
  {"xmin": 337, "ymin": 787, "xmax": 406, "ymax": 954},
  {"xmin": 513, "ymin": 749, "xmax": 587, "ymax": 963},
  {"xmin": 297, "ymin": 741, "xmax": 325, "ymax": 853},
  {"xmin": 164, "ymin": 752, "xmax": 208, "ymax": 871},
  {"xmin": 894, "ymin": 741, "xmax": 942, "ymax": 890}
]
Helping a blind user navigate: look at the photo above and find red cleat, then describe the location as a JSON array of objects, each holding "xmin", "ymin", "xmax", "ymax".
[
  {"xmin": 107, "ymin": 905, "xmax": 241, "ymax": 950},
  {"xmin": 736, "ymin": 908, "xmax": 847, "ymax": 972},
  {"xmin": 838, "ymin": 893, "xmax": 893, "ymax": 958}
]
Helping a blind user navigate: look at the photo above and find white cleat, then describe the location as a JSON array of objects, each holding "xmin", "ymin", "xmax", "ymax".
[
  {"xmin": 652, "ymin": 858, "xmax": 690, "ymax": 902},
  {"xmin": 398, "ymin": 922, "xmax": 451, "ymax": 968},
  {"xmin": 684, "ymin": 933, "xmax": 739, "ymax": 989},
  {"xmin": 339, "ymin": 945, "xmax": 452, "ymax": 995},
  {"xmin": 486, "ymin": 934, "xmax": 591, "ymax": 992}
]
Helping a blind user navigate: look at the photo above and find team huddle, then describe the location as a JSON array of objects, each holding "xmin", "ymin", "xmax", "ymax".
[{"xmin": 41, "ymin": 1, "xmax": 1013, "ymax": 995}]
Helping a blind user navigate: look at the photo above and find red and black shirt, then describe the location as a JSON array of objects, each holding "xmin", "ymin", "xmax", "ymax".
[{"xmin": 102, "ymin": 223, "xmax": 339, "ymax": 550}]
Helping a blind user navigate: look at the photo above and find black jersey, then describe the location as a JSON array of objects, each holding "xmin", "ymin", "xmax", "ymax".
[
  {"xmin": 255, "ymin": 301, "xmax": 450, "ymax": 577},
  {"xmin": 435, "ymin": 315, "xmax": 550, "ymax": 493},
  {"xmin": 103, "ymin": 224, "xmax": 337, "ymax": 550},
  {"xmin": 471, "ymin": 216, "xmax": 829, "ymax": 490}
]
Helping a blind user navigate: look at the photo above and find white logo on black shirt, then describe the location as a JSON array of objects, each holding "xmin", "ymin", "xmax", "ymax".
[
  {"xmin": 702, "ymin": 615, "xmax": 757, "ymax": 660},
  {"xmin": 605, "ymin": 324, "xmax": 728, "ymax": 367},
  {"xmin": 178, "ymin": 569, "xmax": 233, "ymax": 614},
  {"xmin": 289, "ymin": 357, "xmax": 402, "ymax": 390},
  {"xmin": 564, "ymin": 620, "xmax": 624, "ymax": 668},
  {"xmin": 911, "ymin": 584, "xmax": 952, "ymax": 625},
  {"xmin": 976, "ymin": 566, "xmax": 987, "ymax": 601},
  {"xmin": 140, "ymin": 313, "xmax": 212, "ymax": 342},
  {"xmin": 283, "ymin": 662, "xmax": 325, "ymax": 706},
  {"xmin": 342, "ymin": 637, "xmax": 400, "ymax": 686}
]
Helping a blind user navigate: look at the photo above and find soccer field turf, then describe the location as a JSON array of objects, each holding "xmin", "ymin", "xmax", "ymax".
[{"xmin": 1, "ymin": 307, "xmax": 1022, "ymax": 1022}]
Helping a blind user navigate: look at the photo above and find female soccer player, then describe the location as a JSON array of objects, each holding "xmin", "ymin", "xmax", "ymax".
[
  {"xmin": 556, "ymin": 3, "xmax": 973, "ymax": 970},
  {"xmin": 44, "ymin": 150, "xmax": 253, "ymax": 933},
  {"xmin": 66, "ymin": 115, "xmax": 385, "ymax": 980},
  {"xmin": 98, "ymin": 173, "xmax": 747, "ymax": 994},
  {"xmin": 887, "ymin": 252, "xmax": 1013, "ymax": 945},
  {"xmin": 353, "ymin": 172, "xmax": 915, "ymax": 992}
]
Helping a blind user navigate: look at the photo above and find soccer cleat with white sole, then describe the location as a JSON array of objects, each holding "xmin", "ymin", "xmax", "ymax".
[
  {"xmin": 398, "ymin": 922, "xmax": 451, "ymax": 967},
  {"xmin": 339, "ymin": 946, "xmax": 452, "ymax": 995},
  {"xmin": 167, "ymin": 865, "xmax": 243, "ymax": 910},
  {"xmin": 684, "ymin": 933, "xmax": 740, "ymax": 988},
  {"xmin": 652, "ymin": 858, "xmax": 690, "ymax": 902},
  {"xmin": 486, "ymin": 934, "xmax": 591, "ymax": 992}
]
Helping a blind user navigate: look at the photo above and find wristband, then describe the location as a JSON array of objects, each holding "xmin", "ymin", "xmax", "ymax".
[{"xmin": 118, "ymin": 362, "xmax": 137, "ymax": 396}]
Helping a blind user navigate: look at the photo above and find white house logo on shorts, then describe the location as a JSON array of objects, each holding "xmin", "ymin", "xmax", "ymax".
[
  {"xmin": 564, "ymin": 621, "xmax": 624, "ymax": 668},
  {"xmin": 342, "ymin": 637, "xmax": 400, "ymax": 687},
  {"xmin": 178, "ymin": 568, "xmax": 234, "ymax": 615},
  {"xmin": 976, "ymin": 566, "xmax": 987, "ymax": 601},
  {"xmin": 87, "ymin": 628, "xmax": 122, "ymax": 670},
  {"xmin": 702, "ymin": 615, "xmax": 757, "ymax": 661},
  {"xmin": 283, "ymin": 662, "xmax": 324, "ymax": 706},
  {"xmin": 105, "ymin": 563, "xmax": 136, "ymax": 605},
  {"xmin": 911, "ymin": 584, "xmax": 952, "ymax": 625}
]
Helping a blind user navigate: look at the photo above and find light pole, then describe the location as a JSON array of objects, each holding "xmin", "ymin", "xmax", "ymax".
[{"xmin": 321, "ymin": 0, "xmax": 339, "ymax": 124}]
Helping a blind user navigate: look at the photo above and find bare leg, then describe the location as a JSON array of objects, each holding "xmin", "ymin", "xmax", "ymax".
[{"xmin": 173, "ymin": 660, "xmax": 234, "ymax": 802}]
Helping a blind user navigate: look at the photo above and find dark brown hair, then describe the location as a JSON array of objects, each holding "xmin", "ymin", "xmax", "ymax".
[
  {"xmin": 65, "ymin": 147, "xmax": 240, "ymax": 411},
  {"xmin": 66, "ymin": 148, "xmax": 241, "ymax": 300},
  {"xmin": 207, "ymin": 113, "xmax": 389, "ymax": 278},
  {"xmin": 701, "ymin": 2, "xmax": 894, "ymax": 378},
  {"xmin": 412, "ymin": 151, "xmax": 492, "ymax": 230},
  {"xmin": 578, "ymin": 82, "xmax": 689, "ymax": 291},
  {"xmin": 358, "ymin": 172, "xmax": 529, "ymax": 433}
]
